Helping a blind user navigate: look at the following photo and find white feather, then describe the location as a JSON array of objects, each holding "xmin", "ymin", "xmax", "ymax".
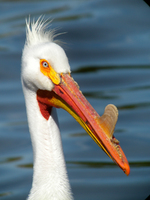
[
  {"xmin": 25, "ymin": 17, "xmax": 55, "ymax": 47},
  {"xmin": 21, "ymin": 17, "xmax": 73, "ymax": 200}
]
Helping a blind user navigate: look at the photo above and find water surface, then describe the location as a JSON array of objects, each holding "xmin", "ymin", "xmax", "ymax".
[{"xmin": 0, "ymin": 0, "xmax": 150, "ymax": 199}]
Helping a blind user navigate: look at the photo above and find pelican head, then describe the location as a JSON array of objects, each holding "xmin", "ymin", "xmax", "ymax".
[
  {"xmin": 22, "ymin": 19, "xmax": 70, "ymax": 92},
  {"xmin": 21, "ymin": 17, "xmax": 130, "ymax": 200}
]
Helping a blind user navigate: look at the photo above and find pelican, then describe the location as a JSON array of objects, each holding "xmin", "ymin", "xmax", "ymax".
[{"xmin": 21, "ymin": 17, "xmax": 130, "ymax": 200}]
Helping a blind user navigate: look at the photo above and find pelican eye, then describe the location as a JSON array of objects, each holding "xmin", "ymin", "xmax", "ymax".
[
  {"xmin": 40, "ymin": 59, "xmax": 61, "ymax": 85},
  {"xmin": 42, "ymin": 61, "xmax": 49, "ymax": 68}
]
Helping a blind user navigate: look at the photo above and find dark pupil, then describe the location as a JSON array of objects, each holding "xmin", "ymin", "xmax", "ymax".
[{"xmin": 43, "ymin": 62, "xmax": 48, "ymax": 67}]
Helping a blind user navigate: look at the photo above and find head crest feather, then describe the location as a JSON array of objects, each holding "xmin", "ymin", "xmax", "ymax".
[{"xmin": 25, "ymin": 16, "xmax": 56, "ymax": 47}]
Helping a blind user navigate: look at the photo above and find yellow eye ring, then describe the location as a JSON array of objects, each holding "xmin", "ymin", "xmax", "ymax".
[{"xmin": 40, "ymin": 59, "xmax": 61, "ymax": 85}]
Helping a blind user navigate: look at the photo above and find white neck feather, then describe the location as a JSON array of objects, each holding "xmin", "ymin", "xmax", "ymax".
[{"xmin": 23, "ymin": 88, "xmax": 73, "ymax": 200}]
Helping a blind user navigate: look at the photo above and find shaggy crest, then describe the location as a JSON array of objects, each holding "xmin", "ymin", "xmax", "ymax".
[{"xmin": 25, "ymin": 17, "xmax": 57, "ymax": 47}]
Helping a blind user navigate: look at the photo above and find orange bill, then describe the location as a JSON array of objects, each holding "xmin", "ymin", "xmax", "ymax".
[{"xmin": 37, "ymin": 73, "xmax": 130, "ymax": 176}]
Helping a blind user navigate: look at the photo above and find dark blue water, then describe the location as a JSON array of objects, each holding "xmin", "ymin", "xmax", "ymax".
[{"xmin": 0, "ymin": 0, "xmax": 150, "ymax": 199}]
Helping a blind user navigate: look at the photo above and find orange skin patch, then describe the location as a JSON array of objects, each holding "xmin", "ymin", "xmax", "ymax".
[{"xmin": 40, "ymin": 59, "xmax": 60, "ymax": 85}]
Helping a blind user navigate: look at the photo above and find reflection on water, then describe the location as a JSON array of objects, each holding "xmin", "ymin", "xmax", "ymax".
[
  {"xmin": 68, "ymin": 160, "xmax": 150, "ymax": 169},
  {"xmin": 0, "ymin": 157, "xmax": 22, "ymax": 165},
  {"xmin": 0, "ymin": 0, "xmax": 150, "ymax": 200}
]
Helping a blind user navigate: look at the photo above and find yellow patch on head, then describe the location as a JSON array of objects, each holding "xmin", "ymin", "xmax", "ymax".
[{"xmin": 40, "ymin": 59, "xmax": 61, "ymax": 85}]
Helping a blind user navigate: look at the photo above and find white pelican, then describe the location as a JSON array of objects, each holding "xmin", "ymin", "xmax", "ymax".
[{"xmin": 21, "ymin": 17, "xmax": 130, "ymax": 200}]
